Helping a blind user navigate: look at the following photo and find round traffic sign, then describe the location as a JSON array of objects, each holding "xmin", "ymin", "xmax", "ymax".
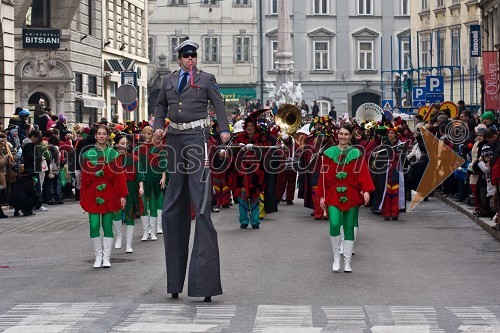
[
  {"xmin": 116, "ymin": 84, "xmax": 137, "ymax": 104},
  {"xmin": 122, "ymin": 100, "xmax": 138, "ymax": 112},
  {"xmin": 439, "ymin": 101, "xmax": 459, "ymax": 119},
  {"xmin": 418, "ymin": 106, "xmax": 430, "ymax": 118}
]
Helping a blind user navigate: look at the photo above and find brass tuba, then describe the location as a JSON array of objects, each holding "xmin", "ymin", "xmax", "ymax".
[{"xmin": 275, "ymin": 104, "xmax": 302, "ymax": 134}]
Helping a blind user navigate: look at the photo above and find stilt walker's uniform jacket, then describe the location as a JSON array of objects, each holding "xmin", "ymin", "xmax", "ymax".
[
  {"xmin": 80, "ymin": 147, "xmax": 128, "ymax": 214},
  {"xmin": 153, "ymin": 40, "xmax": 229, "ymax": 298},
  {"xmin": 316, "ymin": 146, "xmax": 375, "ymax": 210}
]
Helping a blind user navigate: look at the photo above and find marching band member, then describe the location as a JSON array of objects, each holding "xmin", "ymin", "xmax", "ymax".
[
  {"xmin": 228, "ymin": 111, "xmax": 269, "ymax": 229},
  {"xmin": 300, "ymin": 116, "xmax": 335, "ymax": 220},
  {"xmin": 209, "ymin": 120, "xmax": 231, "ymax": 209},
  {"xmin": 276, "ymin": 132, "xmax": 297, "ymax": 205},
  {"xmin": 80, "ymin": 125, "xmax": 127, "ymax": 268},
  {"xmin": 380, "ymin": 127, "xmax": 406, "ymax": 220},
  {"xmin": 317, "ymin": 124, "xmax": 374, "ymax": 273},
  {"xmin": 112, "ymin": 134, "xmax": 144, "ymax": 253}
]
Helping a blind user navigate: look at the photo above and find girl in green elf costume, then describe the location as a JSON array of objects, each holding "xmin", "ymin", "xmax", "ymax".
[
  {"xmin": 112, "ymin": 134, "xmax": 144, "ymax": 253},
  {"xmin": 80, "ymin": 125, "xmax": 128, "ymax": 268},
  {"xmin": 317, "ymin": 124, "xmax": 374, "ymax": 273},
  {"xmin": 135, "ymin": 126, "xmax": 167, "ymax": 241}
]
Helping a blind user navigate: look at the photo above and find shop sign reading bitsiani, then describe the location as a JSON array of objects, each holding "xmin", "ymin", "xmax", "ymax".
[{"xmin": 23, "ymin": 29, "xmax": 60, "ymax": 49}]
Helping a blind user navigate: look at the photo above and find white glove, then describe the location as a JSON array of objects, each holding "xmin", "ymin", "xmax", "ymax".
[
  {"xmin": 281, "ymin": 133, "xmax": 289, "ymax": 141},
  {"xmin": 246, "ymin": 143, "xmax": 254, "ymax": 149},
  {"xmin": 239, "ymin": 143, "xmax": 245, "ymax": 147}
]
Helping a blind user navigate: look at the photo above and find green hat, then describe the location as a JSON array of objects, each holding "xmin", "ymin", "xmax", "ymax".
[{"xmin": 481, "ymin": 111, "xmax": 495, "ymax": 121}]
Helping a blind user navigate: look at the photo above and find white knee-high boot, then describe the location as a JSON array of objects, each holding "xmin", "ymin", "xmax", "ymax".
[
  {"xmin": 141, "ymin": 216, "xmax": 149, "ymax": 241},
  {"xmin": 352, "ymin": 226, "xmax": 358, "ymax": 255},
  {"xmin": 91, "ymin": 237, "xmax": 102, "ymax": 268},
  {"xmin": 156, "ymin": 209, "xmax": 163, "ymax": 234},
  {"xmin": 149, "ymin": 216, "xmax": 158, "ymax": 241},
  {"xmin": 340, "ymin": 226, "xmax": 344, "ymax": 255},
  {"xmin": 102, "ymin": 237, "xmax": 113, "ymax": 268},
  {"xmin": 330, "ymin": 236, "xmax": 341, "ymax": 272},
  {"xmin": 125, "ymin": 225, "xmax": 134, "ymax": 253},
  {"xmin": 343, "ymin": 240, "xmax": 354, "ymax": 273},
  {"xmin": 113, "ymin": 220, "xmax": 123, "ymax": 249}
]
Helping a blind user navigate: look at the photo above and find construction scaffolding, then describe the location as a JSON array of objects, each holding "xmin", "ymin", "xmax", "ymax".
[{"xmin": 380, "ymin": 31, "xmax": 481, "ymax": 114}]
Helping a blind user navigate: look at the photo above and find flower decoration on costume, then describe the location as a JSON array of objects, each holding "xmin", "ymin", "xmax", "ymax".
[
  {"xmin": 336, "ymin": 172, "xmax": 347, "ymax": 180},
  {"xmin": 96, "ymin": 184, "xmax": 107, "ymax": 191},
  {"xmin": 336, "ymin": 187, "xmax": 347, "ymax": 193}
]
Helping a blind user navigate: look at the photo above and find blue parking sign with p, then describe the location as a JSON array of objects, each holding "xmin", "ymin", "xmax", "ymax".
[
  {"xmin": 413, "ymin": 87, "xmax": 426, "ymax": 101},
  {"xmin": 426, "ymin": 75, "xmax": 444, "ymax": 93}
]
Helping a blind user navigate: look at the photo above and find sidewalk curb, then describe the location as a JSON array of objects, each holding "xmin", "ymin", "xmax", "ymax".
[{"xmin": 436, "ymin": 194, "xmax": 500, "ymax": 241}]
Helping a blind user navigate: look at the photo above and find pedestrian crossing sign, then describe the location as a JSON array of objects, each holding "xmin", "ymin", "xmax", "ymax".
[{"xmin": 382, "ymin": 100, "xmax": 393, "ymax": 111}]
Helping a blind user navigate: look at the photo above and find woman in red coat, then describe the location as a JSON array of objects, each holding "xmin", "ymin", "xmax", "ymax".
[
  {"xmin": 80, "ymin": 125, "xmax": 128, "ymax": 268},
  {"xmin": 317, "ymin": 124, "xmax": 374, "ymax": 273}
]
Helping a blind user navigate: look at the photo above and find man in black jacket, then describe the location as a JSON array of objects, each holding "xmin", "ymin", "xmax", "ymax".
[{"xmin": 22, "ymin": 130, "xmax": 45, "ymax": 211}]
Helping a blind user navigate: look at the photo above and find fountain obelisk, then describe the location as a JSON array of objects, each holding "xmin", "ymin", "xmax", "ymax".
[{"xmin": 275, "ymin": 0, "xmax": 294, "ymax": 88}]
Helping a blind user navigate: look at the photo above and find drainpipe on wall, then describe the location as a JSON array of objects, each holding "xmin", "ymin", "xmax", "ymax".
[{"xmin": 258, "ymin": 0, "xmax": 264, "ymax": 101}]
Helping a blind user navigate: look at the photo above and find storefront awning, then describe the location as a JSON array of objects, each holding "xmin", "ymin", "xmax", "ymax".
[
  {"xmin": 219, "ymin": 87, "xmax": 256, "ymax": 100},
  {"xmin": 79, "ymin": 95, "xmax": 106, "ymax": 109}
]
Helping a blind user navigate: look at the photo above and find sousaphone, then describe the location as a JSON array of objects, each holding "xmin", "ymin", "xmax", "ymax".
[{"xmin": 355, "ymin": 103, "xmax": 383, "ymax": 122}]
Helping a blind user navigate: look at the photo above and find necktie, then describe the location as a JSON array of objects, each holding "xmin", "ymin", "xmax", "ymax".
[{"xmin": 178, "ymin": 72, "xmax": 188, "ymax": 93}]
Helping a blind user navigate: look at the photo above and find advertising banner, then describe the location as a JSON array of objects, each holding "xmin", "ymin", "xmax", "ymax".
[{"xmin": 483, "ymin": 51, "xmax": 500, "ymax": 110}]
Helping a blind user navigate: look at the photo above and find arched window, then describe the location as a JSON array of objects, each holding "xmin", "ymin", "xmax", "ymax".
[{"xmin": 316, "ymin": 100, "xmax": 331, "ymax": 116}]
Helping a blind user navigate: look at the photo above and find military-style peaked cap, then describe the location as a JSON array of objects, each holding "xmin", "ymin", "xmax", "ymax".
[{"xmin": 175, "ymin": 40, "xmax": 199, "ymax": 55}]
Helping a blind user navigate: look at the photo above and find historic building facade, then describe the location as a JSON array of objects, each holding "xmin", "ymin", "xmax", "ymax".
[
  {"xmin": 101, "ymin": 0, "xmax": 150, "ymax": 123},
  {"xmin": 0, "ymin": 0, "xmax": 15, "ymax": 123},
  {"xmin": 13, "ymin": 0, "xmax": 149, "ymax": 126},
  {"xmin": 147, "ymin": 0, "xmax": 259, "ymax": 114},
  {"xmin": 262, "ymin": 0, "xmax": 411, "ymax": 116},
  {"xmin": 14, "ymin": 0, "xmax": 103, "ymax": 125},
  {"xmin": 148, "ymin": 0, "xmax": 409, "ymax": 117},
  {"xmin": 410, "ymin": 0, "xmax": 482, "ymax": 110}
]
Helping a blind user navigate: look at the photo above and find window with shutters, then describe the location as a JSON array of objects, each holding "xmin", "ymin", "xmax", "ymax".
[
  {"xmin": 314, "ymin": 0, "xmax": 328, "ymax": 15},
  {"xmin": 75, "ymin": 73, "xmax": 83, "ymax": 93},
  {"xmin": 401, "ymin": 0, "xmax": 410, "ymax": 15},
  {"xmin": 270, "ymin": 0, "xmax": 278, "ymax": 14},
  {"xmin": 358, "ymin": 0, "xmax": 373, "ymax": 15},
  {"xmin": 420, "ymin": 33, "xmax": 430, "ymax": 69},
  {"xmin": 235, "ymin": 36, "xmax": 251, "ymax": 62},
  {"xmin": 313, "ymin": 41, "xmax": 329, "ymax": 70},
  {"xmin": 451, "ymin": 27, "xmax": 460, "ymax": 67},
  {"xmin": 204, "ymin": 36, "xmax": 220, "ymax": 63},
  {"xmin": 358, "ymin": 41, "xmax": 373, "ymax": 70}
]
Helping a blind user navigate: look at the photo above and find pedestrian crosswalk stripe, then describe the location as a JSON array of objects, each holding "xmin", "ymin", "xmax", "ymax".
[
  {"xmin": 322, "ymin": 306, "xmax": 367, "ymax": 332},
  {"xmin": 253, "ymin": 305, "xmax": 313, "ymax": 332},
  {"xmin": 1, "ymin": 303, "xmax": 500, "ymax": 332},
  {"xmin": 447, "ymin": 307, "xmax": 500, "ymax": 326}
]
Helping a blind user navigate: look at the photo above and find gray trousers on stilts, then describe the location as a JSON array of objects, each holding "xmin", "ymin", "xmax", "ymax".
[{"xmin": 161, "ymin": 130, "xmax": 223, "ymax": 297}]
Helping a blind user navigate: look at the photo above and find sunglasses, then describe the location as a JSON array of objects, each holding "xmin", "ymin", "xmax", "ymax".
[{"xmin": 181, "ymin": 53, "xmax": 197, "ymax": 58}]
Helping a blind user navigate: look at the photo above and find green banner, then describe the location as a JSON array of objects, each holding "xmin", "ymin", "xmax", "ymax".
[{"xmin": 219, "ymin": 87, "xmax": 256, "ymax": 100}]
